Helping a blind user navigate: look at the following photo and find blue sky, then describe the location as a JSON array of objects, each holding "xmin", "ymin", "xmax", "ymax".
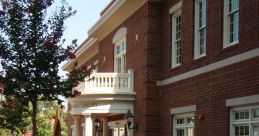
[
  {"xmin": 55, "ymin": 0, "xmax": 110, "ymax": 75},
  {"xmin": 56, "ymin": 0, "xmax": 111, "ymax": 105},
  {"xmin": 62, "ymin": 0, "xmax": 111, "ymax": 45}
]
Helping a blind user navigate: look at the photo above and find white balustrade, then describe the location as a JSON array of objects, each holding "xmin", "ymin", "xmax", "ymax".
[{"xmin": 74, "ymin": 69, "xmax": 134, "ymax": 94}]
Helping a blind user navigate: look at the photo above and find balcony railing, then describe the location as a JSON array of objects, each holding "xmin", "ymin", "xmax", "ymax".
[{"xmin": 74, "ymin": 69, "xmax": 134, "ymax": 94}]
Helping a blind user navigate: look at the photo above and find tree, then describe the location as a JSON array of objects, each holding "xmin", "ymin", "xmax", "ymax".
[{"xmin": 0, "ymin": 0, "xmax": 89, "ymax": 135}]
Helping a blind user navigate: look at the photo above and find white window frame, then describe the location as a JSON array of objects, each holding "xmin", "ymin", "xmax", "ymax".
[
  {"xmin": 230, "ymin": 105, "xmax": 259, "ymax": 136},
  {"xmin": 173, "ymin": 113, "xmax": 195, "ymax": 136},
  {"xmin": 171, "ymin": 105, "xmax": 196, "ymax": 136},
  {"xmin": 171, "ymin": 9, "xmax": 182, "ymax": 68},
  {"xmin": 194, "ymin": 0, "xmax": 207, "ymax": 59},
  {"xmin": 223, "ymin": 0, "xmax": 239, "ymax": 48},
  {"xmin": 114, "ymin": 37, "xmax": 126, "ymax": 73}
]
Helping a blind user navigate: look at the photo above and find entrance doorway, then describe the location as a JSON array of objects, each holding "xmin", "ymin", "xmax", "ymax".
[{"xmin": 108, "ymin": 120, "xmax": 127, "ymax": 136}]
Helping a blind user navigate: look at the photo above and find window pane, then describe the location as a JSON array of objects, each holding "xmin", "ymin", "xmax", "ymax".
[
  {"xmin": 229, "ymin": 0, "xmax": 239, "ymax": 43},
  {"xmin": 235, "ymin": 112, "xmax": 240, "ymax": 120},
  {"xmin": 177, "ymin": 129, "xmax": 185, "ymax": 136},
  {"xmin": 176, "ymin": 41, "xmax": 181, "ymax": 64},
  {"xmin": 199, "ymin": 0, "xmax": 206, "ymax": 28},
  {"xmin": 240, "ymin": 112, "xmax": 245, "ymax": 119},
  {"xmin": 245, "ymin": 111, "xmax": 249, "ymax": 119},
  {"xmin": 229, "ymin": 0, "xmax": 239, "ymax": 12},
  {"xmin": 117, "ymin": 46, "xmax": 120, "ymax": 54},
  {"xmin": 187, "ymin": 117, "xmax": 194, "ymax": 124},
  {"xmin": 122, "ymin": 42, "xmax": 125, "ymax": 52},
  {"xmin": 235, "ymin": 111, "xmax": 249, "ymax": 120},
  {"xmin": 117, "ymin": 58, "xmax": 121, "ymax": 73},
  {"xmin": 235, "ymin": 126, "xmax": 239, "ymax": 135},
  {"xmin": 235, "ymin": 125, "xmax": 249, "ymax": 136},
  {"xmin": 253, "ymin": 109, "xmax": 259, "ymax": 118},
  {"xmin": 177, "ymin": 118, "xmax": 185, "ymax": 125},
  {"xmin": 123, "ymin": 55, "xmax": 126, "ymax": 73}
]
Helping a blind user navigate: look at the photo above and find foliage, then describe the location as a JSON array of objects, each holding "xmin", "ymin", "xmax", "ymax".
[
  {"xmin": 37, "ymin": 101, "xmax": 68, "ymax": 136},
  {"xmin": 0, "ymin": 0, "xmax": 90, "ymax": 135},
  {"xmin": 0, "ymin": 128, "xmax": 13, "ymax": 136},
  {"xmin": 0, "ymin": 99, "xmax": 69, "ymax": 136},
  {"xmin": 0, "ymin": 96, "xmax": 31, "ymax": 135}
]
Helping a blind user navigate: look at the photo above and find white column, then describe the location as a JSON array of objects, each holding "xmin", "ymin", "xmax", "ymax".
[
  {"xmin": 85, "ymin": 115, "xmax": 93, "ymax": 136},
  {"xmin": 102, "ymin": 118, "xmax": 108, "ymax": 136},
  {"xmin": 127, "ymin": 69, "xmax": 134, "ymax": 92},
  {"xmin": 72, "ymin": 115, "xmax": 81, "ymax": 136}
]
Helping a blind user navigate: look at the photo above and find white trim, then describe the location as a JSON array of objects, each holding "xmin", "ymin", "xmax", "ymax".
[
  {"xmin": 226, "ymin": 94, "xmax": 259, "ymax": 107},
  {"xmin": 75, "ymin": 38, "xmax": 98, "ymax": 57},
  {"xmin": 88, "ymin": 0, "xmax": 127, "ymax": 36},
  {"xmin": 112, "ymin": 27, "xmax": 127, "ymax": 43},
  {"xmin": 171, "ymin": 105, "xmax": 196, "ymax": 114},
  {"xmin": 171, "ymin": 63, "xmax": 181, "ymax": 69},
  {"xmin": 157, "ymin": 48, "xmax": 259, "ymax": 86},
  {"xmin": 169, "ymin": 1, "xmax": 182, "ymax": 14}
]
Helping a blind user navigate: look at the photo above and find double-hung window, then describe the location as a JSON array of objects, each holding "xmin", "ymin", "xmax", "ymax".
[
  {"xmin": 114, "ymin": 38, "xmax": 126, "ymax": 73},
  {"xmin": 194, "ymin": 0, "xmax": 206, "ymax": 59},
  {"xmin": 173, "ymin": 113, "xmax": 195, "ymax": 136},
  {"xmin": 223, "ymin": 0, "xmax": 239, "ymax": 47},
  {"xmin": 171, "ymin": 10, "xmax": 182, "ymax": 68},
  {"xmin": 230, "ymin": 105, "xmax": 259, "ymax": 136}
]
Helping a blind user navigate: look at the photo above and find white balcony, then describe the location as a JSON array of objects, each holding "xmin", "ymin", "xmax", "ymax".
[{"xmin": 74, "ymin": 69, "xmax": 134, "ymax": 94}]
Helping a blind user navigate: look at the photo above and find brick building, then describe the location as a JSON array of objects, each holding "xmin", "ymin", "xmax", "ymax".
[{"xmin": 62, "ymin": 0, "xmax": 259, "ymax": 136}]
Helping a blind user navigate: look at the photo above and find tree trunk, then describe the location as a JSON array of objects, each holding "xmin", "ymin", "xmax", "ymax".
[{"xmin": 31, "ymin": 99, "xmax": 38, "ymax": 136}]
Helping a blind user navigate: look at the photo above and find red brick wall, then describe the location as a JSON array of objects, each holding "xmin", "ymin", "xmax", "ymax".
[
  {"xmin": 68, "ymin": 0, "xmax": 259, "ymax": 135},
  {"xmin": 96, "ymin": 1, "xmax": 164, "ymax": 135},
  {"xmin": 158, "ymin": 0, "xmax": 259, "ymax": 135},
  {"xmin": 160, "ymin": 0, "xmax": 259, "ymax": 80},
  {"xmin": 159, "ymin": 57, "xmax": 259, "ymax": 136}
]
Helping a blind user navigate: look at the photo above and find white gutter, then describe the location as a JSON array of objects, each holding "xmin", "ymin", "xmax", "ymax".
[
  {"xmin": 75, "ymin": 38, "xmax": 98, "ymax": 57},
  {"xmin": 88, "ymin": 0, "xmax": 126, "ymax": 36}
]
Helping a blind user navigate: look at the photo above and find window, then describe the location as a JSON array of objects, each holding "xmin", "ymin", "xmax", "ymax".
[
  {"xmin": 171, "ymin": 10, "xmax": 182, "ymax": 68},
  {"xmin": 194, "ymin": 0, "xmax": 206, "ymax": 59},
  {"xmin": 223, "ymin": 0, "xmax": 239, "ymax": 47},
  {"xmin": 173, "ymin": 113, "xmax": 195, "ymax": 136},
  {"xmin": 230, "ymin": 105, "xmax": 259, "ymax": 136},
  {"xmin": 114, "ymin": 38, "xmax": 126, "ymax": 73}
]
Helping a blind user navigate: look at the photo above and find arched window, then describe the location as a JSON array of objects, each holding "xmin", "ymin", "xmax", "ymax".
[{"xmin": 113, "ymin": 27, "xmax": 127, "ymax": 73}]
